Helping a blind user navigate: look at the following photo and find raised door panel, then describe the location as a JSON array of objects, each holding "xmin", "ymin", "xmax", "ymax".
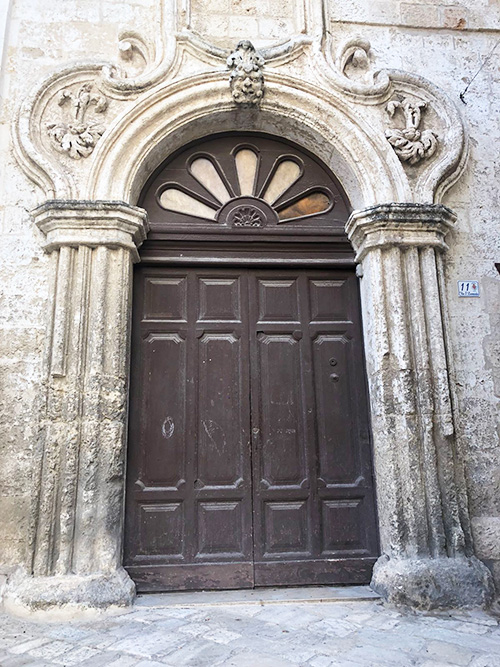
[
  {"xmin": 321, "ymin": 498, "xmax": 371, "ymax": 555},
  {"xmin": 197, "ymin": 502, "xmax": 245, "ymax": 557},
  {"xmin": 144, "ymin": 276, "xmax": 188, "ymax": 320},
  {"xmin": 258, "ymin": 333, "xmax": 306, "ymax": 488},
  {"xmin": 312, "ymin": 333, "xmax": 359, "ymax": 484},
  {"xmin": 125, "ymin": 267, "xmax": 253, "ymax": 590},
  {"xmin": 198, "ymin": 277, "xmax": 241, "ymax": 321},
  {"xmin": 137, "ymin": 503, "xmax": 184, "ymax": 558},
  {"xmin": 263, "ymin": 501, "xmax": 309, "ymax": 556},
  {"xmin": 141, "ymin": 332, "xmax": 187, "ymax": 487},
  {"xmin": 257, "ymin": 279, "xmax": 300, "ymax": 323},
  {"xmin": 251, "ymin": 274, "xmax": 314, "ymax": 567},
  {"xmin": 252, "ymin": 269, "xmax": 378, "ymax": 586},
  {"xmin": 197, "ymin": 332, "xmax": 245, "ymax": 487},
  {"xmin": 309, "ymin": 278, "xmax": 351, "ymax": 323}
]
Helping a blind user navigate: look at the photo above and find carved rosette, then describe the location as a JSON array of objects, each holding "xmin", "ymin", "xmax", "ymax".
[
  {"xmin": 230, "ymin": 205, "xmax": 265, "ymax": 227},
  {"xmin": 227, "ymin": 40, "xmax": 265, "ymax": 105}
]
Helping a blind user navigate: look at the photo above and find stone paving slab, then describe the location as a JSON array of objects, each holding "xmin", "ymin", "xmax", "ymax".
[
  {"xmin": 1, "ymin": 592, "xmax": 500, "ymax": 667},
  {"xmin": 133, "ymin": 586, "xmax": 380, "ymax": 608}
]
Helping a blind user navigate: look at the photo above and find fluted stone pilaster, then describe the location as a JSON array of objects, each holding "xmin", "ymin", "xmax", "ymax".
[
  {"xmin": 347, "ymin": 203, "xmax": 493, "ymax": 609},
  {"xmin": 4, "ymin": 201, "xmax": 149, "ymax": 616}
]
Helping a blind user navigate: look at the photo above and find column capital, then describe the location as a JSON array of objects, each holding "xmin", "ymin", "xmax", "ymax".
[
  {"xmin": 32, "ymin": 200, "xmax": 150, "ymax": 262},
  {"xmin": 346, "ymin": 203, "xmax": 456, "ymax": 262}
]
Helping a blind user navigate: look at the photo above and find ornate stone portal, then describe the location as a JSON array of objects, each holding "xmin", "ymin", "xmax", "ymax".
[{"xmin": 4, "ymin": 1, "xmax": 494, "ymax": 615}]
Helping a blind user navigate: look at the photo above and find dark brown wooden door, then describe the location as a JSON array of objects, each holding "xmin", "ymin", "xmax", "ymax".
[{"xmin": 124, "ymin": 266, "xmax": 378, "ymax": 592}]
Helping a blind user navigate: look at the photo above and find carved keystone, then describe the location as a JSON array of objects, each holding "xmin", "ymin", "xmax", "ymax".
[{"xmin": 227, "ymin": 40, "xmax": 265, "ymax": 105}]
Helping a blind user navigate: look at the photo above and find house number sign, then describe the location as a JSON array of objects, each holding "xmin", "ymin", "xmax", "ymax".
[{"xmin": 458, "ymin": 280, "xmax": 480, "ymax": 297}]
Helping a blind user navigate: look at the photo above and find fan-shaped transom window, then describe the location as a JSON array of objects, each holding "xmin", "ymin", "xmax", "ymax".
[{"xmin": 140, "ymin": 134, "xmax": 351, "ymax": 233}]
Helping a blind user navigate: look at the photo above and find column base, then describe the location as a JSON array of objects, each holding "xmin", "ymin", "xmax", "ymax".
[
  {"xmin": 2, "ymin": 567, "xmax": 135, "ymax": 620},
  {"xmin": 371, "ymin": 554, "xmax": 494, "ymax": 610}
]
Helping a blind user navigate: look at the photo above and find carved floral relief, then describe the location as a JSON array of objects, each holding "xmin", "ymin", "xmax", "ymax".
[
  {"xmin": 47, "ymin": 83, "xmax": 108, "ymax": 159},
  {"xmin": 385, "ymin": 97, "xmax": 438, "ymax": 165}
]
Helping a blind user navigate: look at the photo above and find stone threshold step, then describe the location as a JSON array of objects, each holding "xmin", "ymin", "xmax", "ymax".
[{"xmin": 135, "ymin": 585, "xmax": 380, "ymax": 608}]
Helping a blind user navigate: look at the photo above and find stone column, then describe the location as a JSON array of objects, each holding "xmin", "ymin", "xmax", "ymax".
[
  {"xmin": 346, "ymin": 203, "xmax": 493, "ymax": 609},
  {"xmin": 4, "ymin": 201, "xmax": 149, "ymax": 615}
]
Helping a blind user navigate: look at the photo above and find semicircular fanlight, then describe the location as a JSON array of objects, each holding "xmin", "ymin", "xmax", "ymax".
[{"xmin": 156, "ymin": 144, "xmax": 334, "ymax": 224}]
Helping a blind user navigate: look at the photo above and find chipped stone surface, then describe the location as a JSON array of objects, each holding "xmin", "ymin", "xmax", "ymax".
[{"xmin": 0, "ymin": 0, "xmax": 498, "ymax": 612}]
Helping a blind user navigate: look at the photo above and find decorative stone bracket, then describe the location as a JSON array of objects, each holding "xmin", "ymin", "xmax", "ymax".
[{"xmin": 346, "ymin": 204, "xmax": 494, "ymax": 609}]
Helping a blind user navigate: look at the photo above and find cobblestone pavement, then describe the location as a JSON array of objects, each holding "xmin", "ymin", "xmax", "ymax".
[{"xmin": 1, "ymin": 588, "xmax": 500, "ymax": 667}]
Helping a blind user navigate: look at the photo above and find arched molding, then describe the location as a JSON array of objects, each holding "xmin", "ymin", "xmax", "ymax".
[
  {"xmin": 13, "ymin": 32, "xmax": 467, "ymax": 210},
  {"xmin": 87, "ymin": 71, "xmax": 410, "ymax": 208}
]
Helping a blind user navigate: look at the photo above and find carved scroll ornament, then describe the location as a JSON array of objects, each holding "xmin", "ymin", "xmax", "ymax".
[
  {"xmin": 227, "ymin": 40, "xmax": 264, "ymax": 105},
  {"xmin": 47, "ymin": 83, "xmax": 108, "ymax": 159},
  {"xmin": 385, "ymin": 98, "xmax": 438, "ymax": 165},
  {"xmin": 336, "ymin": 37, "xmax": 390, "ymax": 93}
]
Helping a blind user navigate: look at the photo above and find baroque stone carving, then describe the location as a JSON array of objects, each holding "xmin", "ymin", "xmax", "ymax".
[
  {"xmin": 385, "ymin": 98, "xmax": 438, "ymax": 165},
  {"xmin": 47, "ymin": 83, "xmax": 108, "ymax": 159},
  {"xmin": 336, "ymin": 37, "xmax": 390, "ymax": 92},
  {"xmin": 317, "ymin": 36, "xmax": 391, "ymax": 100},
  {"xmin": 227, "ymin": 40, "xmax": 264, "ymax": 105},
  {"xmin": 107, "ymin": 32, "xmax": 151, "ymax": 80}
]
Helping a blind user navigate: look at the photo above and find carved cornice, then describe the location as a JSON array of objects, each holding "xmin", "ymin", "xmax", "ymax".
[
  {"xmin": 32, "ymin": 200, "xmax": 149, "ymax": 261},
  {"xmin": 346, "ymin": 203, "xmax": 456, "ymax": 262}
]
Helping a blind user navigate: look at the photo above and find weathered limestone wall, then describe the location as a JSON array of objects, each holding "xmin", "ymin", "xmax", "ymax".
[{"xmin": 0, "ymin": 0, "xmax": 499, "ymax": 594}]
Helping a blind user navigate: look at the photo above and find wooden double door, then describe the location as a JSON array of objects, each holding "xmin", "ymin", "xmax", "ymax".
[{"xmin": 124, "ymin": 265, "xmax": 378, "ymax": 591}]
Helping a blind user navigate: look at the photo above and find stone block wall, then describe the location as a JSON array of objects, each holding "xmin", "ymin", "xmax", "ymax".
[
  {"xmin": 329, "ymin": 0, "xmax": 499, "ymax": 31},
  {"xmin": 0, "ymin": 0, "xmax": 499, "ymax": 592},
  {"xmin": 190, "ymin": 0, "xmax": 305, "ymax": 46}
]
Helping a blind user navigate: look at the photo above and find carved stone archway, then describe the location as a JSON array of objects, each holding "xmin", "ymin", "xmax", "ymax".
[{"xmin": 4, "ymin": 20, "xmax": 494, "ymax": 614}]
